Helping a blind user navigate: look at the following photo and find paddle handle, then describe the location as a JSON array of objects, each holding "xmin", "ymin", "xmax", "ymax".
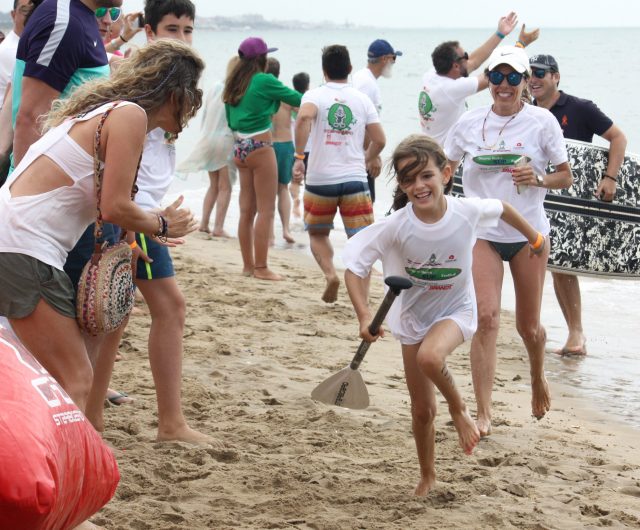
[{"xmin": 349, "ymin": 276, "xmax": 413, "ymax": 370}]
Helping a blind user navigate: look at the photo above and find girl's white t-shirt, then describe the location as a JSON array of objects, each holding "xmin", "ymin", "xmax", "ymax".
[
  {"xmin": 302, "ymin": 82, "xmax": 380, "ymax": 186},
  {"xmin": 342, "ymin": 196, "xmax": 503, "ymax": 344},
  {"xmin": 444, "ymin": 103, "xmax": 567, "ymax": 242}
]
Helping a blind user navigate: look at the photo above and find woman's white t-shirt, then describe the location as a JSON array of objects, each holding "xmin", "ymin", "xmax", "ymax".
[
  {"xmin": 342, "ymin": 196, "xmax": 503, "ymax": 344},
  {"xmin": 444, "ymin": 103, "xmax": 567, "ymax": 242}
]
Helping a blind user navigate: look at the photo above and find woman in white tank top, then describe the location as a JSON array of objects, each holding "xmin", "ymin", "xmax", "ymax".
[{"xmin": 0, "ymin": 40, "xmax": 204, "ymax": 413}]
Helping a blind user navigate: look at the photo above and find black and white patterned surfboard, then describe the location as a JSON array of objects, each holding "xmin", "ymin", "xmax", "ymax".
[{"xmin": 453, "ymin": 139, "xmax": 640, "ymax": 278}]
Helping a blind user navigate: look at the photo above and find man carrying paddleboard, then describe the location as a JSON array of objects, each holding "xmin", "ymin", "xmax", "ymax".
[{"xmin": 529, "ymin": 54, "xmax": 628, "ymax": 356}]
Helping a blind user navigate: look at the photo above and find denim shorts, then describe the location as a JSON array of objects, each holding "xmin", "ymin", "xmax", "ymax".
[
  {"xmin": 135, "ymin": 233, "xmax": 175, "ymax": 280},
  {"xmin": 64, "ymin": 223, "xmax": 121, "ymax": 292},
  {"xmin": 0, "ymin": 253, "xmax": 76, "ymax": 319}
]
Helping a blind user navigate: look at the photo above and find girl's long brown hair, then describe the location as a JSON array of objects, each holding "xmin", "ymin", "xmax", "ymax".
[
  {"xmin": 223, "ymin": 54, "xmax": 267, "ymax": 106},
  {"xmin": 390, "ymin": 134, "xmax": 451, "ymax": 211},
  {"xmin": 45, "ymin": 39, "xmax": 205, "ymax": 134}
]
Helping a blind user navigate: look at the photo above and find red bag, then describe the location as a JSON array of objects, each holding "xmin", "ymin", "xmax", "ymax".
[{"xmin": 0, "ymin": 317, "xmax": 120, "ymax": 530}]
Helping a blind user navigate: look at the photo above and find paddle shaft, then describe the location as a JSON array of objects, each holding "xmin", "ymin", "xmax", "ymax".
[{"xmin": 349, "ymin": 278, "xmax": 411, "ymax": 370}]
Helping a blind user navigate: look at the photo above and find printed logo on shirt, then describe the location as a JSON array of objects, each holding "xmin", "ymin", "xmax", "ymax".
[
  {"xmin": 418, "ymin": 90, "xmax": 437, "ymax": 121},
  {"xmin": 405, "ymin": 266, "xmax": 462, "ymax": 282},
  {"xmin": 561, "ymin": 115, "xmax": 568, "ymax": 127},
  {"xmin": 327, "ymin": 103, "xmax": 354, "ymax": 131},
  {"xmin": 472, "ymin": 154, "xmax": 531, "ymax": 167}
]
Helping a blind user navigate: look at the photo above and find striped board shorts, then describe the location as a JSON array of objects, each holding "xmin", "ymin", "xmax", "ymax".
[{"xmin": 303, "ymin": 180, "xmax": 374, "ymax": 237}]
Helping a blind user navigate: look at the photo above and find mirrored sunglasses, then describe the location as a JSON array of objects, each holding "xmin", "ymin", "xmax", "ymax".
[
  {"xmin": 95, "ymin": 7, "xmax": 121, "ymax": 22},
  {"xmin": 488, "ymin": 70, "xmax": 524, "ymax": 86}
]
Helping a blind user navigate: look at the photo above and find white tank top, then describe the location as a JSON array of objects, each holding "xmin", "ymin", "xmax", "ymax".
[{"xmin": 0, "ymin": 101, "xmax": 144, "ymax": 270}]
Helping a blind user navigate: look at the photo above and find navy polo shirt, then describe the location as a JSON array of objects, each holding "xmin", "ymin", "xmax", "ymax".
[
  {"xmin": 11, "ymin": 0, "xmax": 109, "ymax": 124},
  {"xmin": 536, "ymin": 91, "xmax": 612, "ymax": 142}
]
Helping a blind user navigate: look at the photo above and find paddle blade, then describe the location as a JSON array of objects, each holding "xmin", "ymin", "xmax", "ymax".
[{"xmin": 311, "ymin": 367, "xmax": 370, "ymax": 409}]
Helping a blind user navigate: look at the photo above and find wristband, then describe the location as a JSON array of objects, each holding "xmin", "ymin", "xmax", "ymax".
[
  {"xmin": 496, "ymin": 31, "xmax": 506, "ymax": 39},
  {"xmin": 602, "ymin": 174, "xmax": 618, "ymax": 182},
  {"xmin": 515, "ymin": 40, "xmax": 525, "ymax": 49},
  {"xmin": 294, "ymin": 152, "xmax": 305, "ymax": 160},
  {"xmin": 119, "ymin": 34, "xmax": 129, "ymax": 43},
  {"xmin": 129, "ymin": 240, "xmax": 138, "ymax": 250},
  {"xmin": 530, "ymin": 232, "xmax": 545, "ymax": 252}
]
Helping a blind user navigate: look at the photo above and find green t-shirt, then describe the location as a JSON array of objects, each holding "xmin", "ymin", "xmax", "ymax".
[{"xmin": 225, "ymin": 73, "xmax": 302, "ymax": 134}]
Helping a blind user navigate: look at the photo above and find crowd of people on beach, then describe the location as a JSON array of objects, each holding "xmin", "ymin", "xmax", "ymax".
[{"xmin": 0, "ymin": 0, "xmax": 629, "ymax": 526}]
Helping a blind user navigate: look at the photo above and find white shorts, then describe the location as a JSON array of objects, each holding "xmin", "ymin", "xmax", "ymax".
[{"xmin": 395, "ymin": 304, "xmax": 477, "ymax": 346}]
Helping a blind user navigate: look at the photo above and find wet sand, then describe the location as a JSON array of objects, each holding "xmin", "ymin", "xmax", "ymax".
[{"xmin": 94, "ymin": 233, "xmax": 640, "ymax": 529}]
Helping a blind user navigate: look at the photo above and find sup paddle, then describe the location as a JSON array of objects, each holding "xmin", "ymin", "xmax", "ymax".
[{"xmin": 311, "ymin": 275, "xmax": 413, "ymax": 409}]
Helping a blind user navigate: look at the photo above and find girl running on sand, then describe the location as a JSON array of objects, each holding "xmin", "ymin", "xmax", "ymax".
[{"xmin": 342, "ymin": 135, "xmax": 546, "ymax": 495}]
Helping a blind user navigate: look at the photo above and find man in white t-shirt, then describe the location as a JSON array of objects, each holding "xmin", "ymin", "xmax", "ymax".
[
  {"xmin": 352, "ymin": 38, "xmax": 402, "ymax": 202},
  {"xmin": 418, "ymin": 12, "xmax": 538, "ymax": 146},
  {"xmin": 293, "ymin": 44, "xmax": 386, "ymax": 304}
]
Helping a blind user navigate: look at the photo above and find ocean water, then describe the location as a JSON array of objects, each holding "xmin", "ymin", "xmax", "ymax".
[{"xmin": 164, "ymin": 28, "xmax": 640, "ymax": 428}]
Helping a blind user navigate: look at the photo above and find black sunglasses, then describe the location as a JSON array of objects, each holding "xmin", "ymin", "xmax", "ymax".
[
  {"xmin": 488, "ymin": 70, "xmax": 524, "ymax": 86},
  {"xmin": 454, "ymin": 51, "xmax": 469, "ymax": 62},
  {"xmin": 532, "ymin": 68, "xmax": 550, "ymax": 79}
]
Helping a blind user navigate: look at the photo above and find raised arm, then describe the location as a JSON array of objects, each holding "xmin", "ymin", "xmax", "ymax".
[{"xmin": 467, "ymin": 11, "xmax": 518, "ymax": 72}]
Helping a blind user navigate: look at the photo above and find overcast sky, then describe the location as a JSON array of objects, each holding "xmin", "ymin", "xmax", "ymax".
[{"xmin": 1, "ymin": 0, "xmax": 638, "ymax": 28}]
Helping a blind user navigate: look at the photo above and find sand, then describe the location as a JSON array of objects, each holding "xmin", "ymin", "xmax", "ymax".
[{"xmin": 93, "ymin": 232, "xmax": 640, "ymax": 529}]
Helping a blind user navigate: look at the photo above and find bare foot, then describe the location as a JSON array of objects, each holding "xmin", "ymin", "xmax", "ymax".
[
  {"xmin": 451, "ymin": 408, "xmax": 481, "ymax": 455},
  {"xmin": 292, "ymin": 199, "xmax": 301, "ymax": 218},
  {"xmin": 322, "ymin": 275, "xmax": 340, "ymax": 303},
  {"xmin": 531, "ymin": 376, "xmax": 551, "ymax": 419},
  {"xmin": 242, "ymin": 267, "xmax": 254, "ymax": 277},
  {"xmin": 475, "ymin": 416, "xmax": 492, "ymax": 437},
  {"xmin": 212, "ymin": 229, "xmax": 232, "ymax": 238},
  {"xmin": 198, "ymin": 226, "xmax": 210, "ymax": 234},
  {"xmin": 73, "ymin": 521, "xmax": 103, "ymax": 530},
  {"xmin": 414, "ymin": 474, "xmax": 436, "ymax": 496},
  {"xmin": 253, "ymin": 266, "xmax": 283, "ymax": 281},
  {"xmin": 157, "ymin": 425, "xmax": 222, "ymax": 447},
  {"xmin": 283, "ymin": 231, "xmax": 295, "ymax": 244}
]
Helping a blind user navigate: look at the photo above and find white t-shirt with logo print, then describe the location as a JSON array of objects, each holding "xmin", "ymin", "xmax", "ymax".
[
  {"xmin": 301, "ymin": 82, "xmax": 380, "ymax": 186},
  {"xmin": 342, "ymin": 196, "xmax": 503, "ymax": 344},
  {"xmin": 418, "ymin": 69, "xmax": 478, "ymax": 146},
  {"xmin": 445, "ymin": 103, "xmax": 568, "ymax": 243}
]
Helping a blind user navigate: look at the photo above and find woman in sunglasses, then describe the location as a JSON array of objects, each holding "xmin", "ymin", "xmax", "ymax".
[{"xmin": 444, "ymin": 45, "xmax": 572, "ymax": 437}]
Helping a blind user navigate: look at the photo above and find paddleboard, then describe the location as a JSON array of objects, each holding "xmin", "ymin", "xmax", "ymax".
[{"xmin": 452, "ymin": 139, "xmax": 640, "ymax": 278}]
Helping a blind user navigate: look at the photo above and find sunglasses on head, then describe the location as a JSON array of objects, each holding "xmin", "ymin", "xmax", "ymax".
[
  {"xmin": 95, "ymin": 7, "xmax": 121, "ymax": 21},
  {"xmin": 454, "ymin": 51, "xmax": 469, "ymax": 62},
  {"xmin": 488, "ymin": 70, "xmax": 524, "ymax": 86}
]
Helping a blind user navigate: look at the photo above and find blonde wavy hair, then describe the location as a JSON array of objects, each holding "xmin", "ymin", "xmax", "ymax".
[{"xmin": 45, "ymin": 39, "xmax": 205, "ymax": 133}]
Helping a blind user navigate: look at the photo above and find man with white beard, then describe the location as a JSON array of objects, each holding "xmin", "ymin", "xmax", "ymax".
[{"xmin": 352, "ymin": 39, "xmax": 401, "ymax": 202}]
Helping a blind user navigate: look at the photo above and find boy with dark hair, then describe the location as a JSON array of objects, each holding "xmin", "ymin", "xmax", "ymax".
[
  {"xmin": 86, "ymin": 0, "xmax": 213, "ymax": 445},
  {"xmin": 293, "ymin": 45, "xmax": 386, "ymax": 303},
  {"xmin": 144, "ymin": 0, "xmax": 195, "ymax": 34}
]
